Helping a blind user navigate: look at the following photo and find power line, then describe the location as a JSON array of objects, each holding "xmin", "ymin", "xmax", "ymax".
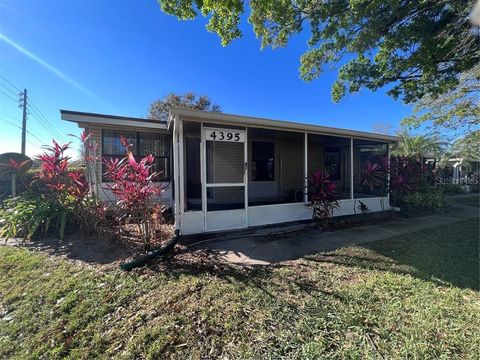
[
  {"xmin": 0, "ymin": 88, "xmax": 19, "ymax": 104},
  {"xmin": 0, "ymin": 117, "xmax": 42, "ymax": 148},
  {"xmin": 27, "ymin": 97, "xmax": 68, "ymax": 142},
  {"xmin": 0, "ymin": 112, "xmax": 50, "ymax": 144},
  {"xmin": 0, "ymin": 82, "xmax": 18, "ymax": 97},
  {"xmin": 0, "ymin": 74, "xmax": 21, "ymax": 93}
]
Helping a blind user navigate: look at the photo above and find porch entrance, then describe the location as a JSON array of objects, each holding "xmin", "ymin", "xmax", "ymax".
[{"xmin": 201, "ymin": 125, "xmax": 247, "ymax": 231}]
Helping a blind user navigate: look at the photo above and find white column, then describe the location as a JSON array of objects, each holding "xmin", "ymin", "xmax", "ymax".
[
  {"xmin": 200, "ymin": 123, "xmax": 207, "ymax": 232},
  {"xmin": 304, "ymin": 132, "xmax": 308, "ymax": 202},
  {"xmin": 387, "ymin": 143, "xmax": 391, "ymax": 204},
  {"xmin": 172, "ymin": 115, "xmax": 181, "ymax": 231},
  {"xmin": 350, "ymin": 138, "xmax": 354, "ymax": 199},
  {"xmin": 244, "ymin": 126, "xmax": 248, "ymax": 227},
  {"xmin": 178, "ymin": 118, "xmax": 185, "ymax": 214}
]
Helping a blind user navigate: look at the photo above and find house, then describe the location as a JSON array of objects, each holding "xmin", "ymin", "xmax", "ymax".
[{"xmin": 61, "ymin": 108, "xmax": 401, "ymax": 235}]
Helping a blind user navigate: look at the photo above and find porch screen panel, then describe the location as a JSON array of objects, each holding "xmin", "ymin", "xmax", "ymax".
[
  {"xmin": 307, "ymin": 134, "xmax": 351, "ymax": 200},
  {"xmin": 248, "ymin": 128, "xmax": 304, "ymax": 206},
  {"xmin": 207, "ymin": 186, "xmax": 245, "ymax": 211},
  {"xmin": 353, "ymin": 139, "xmax": 388, "ymax": 198},
  {"xmin": 183, "ymin": 122, "xmax": 202, "ymax": 211},
  {"xmin": 206, "ymin": 141, "xmax": 244, "ymax": 184}
]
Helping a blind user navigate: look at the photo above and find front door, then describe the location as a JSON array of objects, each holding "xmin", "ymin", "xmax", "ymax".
[{"xmin": 202, "ymin": 125, "xmax": 247, "ymax": 232}]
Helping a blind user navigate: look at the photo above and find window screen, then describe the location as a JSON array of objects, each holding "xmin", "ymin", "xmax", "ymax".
[
  {"xmin": 102, "ymin": 130, "xmax": 170, "ymax": 182},
  {"xmin": 252, "ymin": 141, "xmax": 274, "ymax": 181}
]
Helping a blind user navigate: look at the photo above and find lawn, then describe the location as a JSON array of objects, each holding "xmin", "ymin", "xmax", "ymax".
[
  {"xmin": 0, "ymin": 219, "xmax": 479, "ymax": 359},
  {"xmin": 451, "ymin": 195, "xmax": 480, "ymax": 207}
]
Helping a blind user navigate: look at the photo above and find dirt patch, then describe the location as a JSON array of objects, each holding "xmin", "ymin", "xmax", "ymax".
[{"xmin": 1, "ymin": 224, "xmax": 177, "ymax": 269}]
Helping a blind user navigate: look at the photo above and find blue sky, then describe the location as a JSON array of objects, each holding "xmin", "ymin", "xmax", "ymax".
[{"xmin": 0, "ymin": 0, "xmax": 412, "ymax": 158}]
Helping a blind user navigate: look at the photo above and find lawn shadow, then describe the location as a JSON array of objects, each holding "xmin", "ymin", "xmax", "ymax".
[
  {"xmin": 306, "ymin": 219, "xmax": 480, "ymax": 291},
  {"xmin": 5, "ymin": 234, "xmax": 136, "ymax": 266},
  {"xmin": 143, "ymin": 246, "xmax": 344, "ymax": 303}
]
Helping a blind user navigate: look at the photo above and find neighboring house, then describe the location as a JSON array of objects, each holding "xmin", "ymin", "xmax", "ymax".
[{"xmin": 61, "ymin": 108, "xmax": 401, "ymax": 235}]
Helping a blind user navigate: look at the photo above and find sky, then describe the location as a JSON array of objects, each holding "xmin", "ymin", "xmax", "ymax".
[{"xmin": 0, "ymin": 0, "xmax": 413, "ymax": 159}]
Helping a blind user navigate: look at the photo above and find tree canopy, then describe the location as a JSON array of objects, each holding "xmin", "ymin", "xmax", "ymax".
[
  {"xmin": 148, "ymin": 92, "xmax": 221, "ymax": 121},
  {"xmin": 402, "ymin": 64, "xmax": 480, "ymax": 134},
  {"xmin": 157, "ymin": 0, "xmax": 479, "ymax": 104}
]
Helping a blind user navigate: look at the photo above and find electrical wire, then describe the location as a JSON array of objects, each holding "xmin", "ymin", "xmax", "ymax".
[
  {"xmin": 0, "ymin": 89, "xmax": 19, "ymax": 104},
  {"xmin": 0, "ymin": 74, "xmax": 68, "ymax": 144},
  {"xmin": 0, "ymin": 74, "xmax": 21, "ymax": 92},
  {"xmin": 0, "ymin": 117, "xmax": 43, "ymax": 148},
  {"xmin": 27, "ymin": 99, "xmax": 68, "ymax": 142},
  {"xmin": 1, "ymin": 112, "xmax": 50, "ymax": 145}
]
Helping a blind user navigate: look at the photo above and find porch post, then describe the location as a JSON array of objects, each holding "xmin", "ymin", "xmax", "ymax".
[
  {"xmin": 387, "ymin": 143, "xmax": 391, "ymax": 205},
  {"xmin": 172, "ymin": 115, "xmax": 181, "ymax": 231},
  {"xmin": 244, "ymin": 126, "xmax": 249, "ymax": 227},
  {"xmin": 200, "ymin": 123, "xmax": 207, "ymax": 232},
  {"xmin": 178, "ymin": 118, "xmax": 185, "ymax": 214},
  {"xmin": 304, "ymin": 132, "xmax": 308, "ymax": 202},
  {"xmin": 350, "ymin": 137, "xmax": 354, "ymax": 199}
]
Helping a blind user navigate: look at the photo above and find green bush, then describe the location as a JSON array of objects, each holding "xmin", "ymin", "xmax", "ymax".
[
  {"xmin": 402, "ymin": 189, "xmax": 450, "ymax": 216},
  {"xmin": 437, "ymin": 183, "xmax": 464, "ymax": 194},
  {"xmin": 0, "ymin": 192, "xmax": 76, "ymax": 239}
]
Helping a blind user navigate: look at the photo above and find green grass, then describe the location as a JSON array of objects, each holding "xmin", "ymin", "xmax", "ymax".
[
  {"xmin": 451, "ymin": 196, "xmax": 480, "ymax": 207},
  {"xmin": 1, "ymin": 219, "xmax": 479, "ymax": 359}
]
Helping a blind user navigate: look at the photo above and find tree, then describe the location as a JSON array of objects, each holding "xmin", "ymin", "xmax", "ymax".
[
  {"xmin": 392, "ymin": 130, "xmax": 446, "ymax": 160},
  {"xmin": 157, "ymin": 0, "xmax": 479, "ymax": 104},
  {"xmin": 402, "ymin": 64, "xmax": 480, "ymax": 133},
  {"xmin": 149, "ymin": 92, "xmax": 221, "ymax": 121},
  {"xmin": 449, "ymin": 131, "xmax": 480, "ymax": 161}
]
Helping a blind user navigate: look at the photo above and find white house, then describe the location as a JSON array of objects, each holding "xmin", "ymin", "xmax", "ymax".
[{"xmin": 61, "ymin": 108, "xmax": 401, "ymax": 235}]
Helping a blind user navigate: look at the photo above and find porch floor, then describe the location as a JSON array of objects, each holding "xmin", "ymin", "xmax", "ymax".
[{"xmin": 190, "ymin": 200, "xmax": 478, "ymax": 265}]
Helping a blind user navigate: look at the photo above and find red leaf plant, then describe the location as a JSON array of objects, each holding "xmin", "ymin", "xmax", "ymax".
[
  {"xmin": 307, "ymin": 170, "xmax": 340, "ymax": 229},
  {"xmin": 32, "ymin": 140, "xmax": 107, "ymax": 236},
  {"xmin": 102, "ymin": 135, "xmax": 166, "ymax": 250}
]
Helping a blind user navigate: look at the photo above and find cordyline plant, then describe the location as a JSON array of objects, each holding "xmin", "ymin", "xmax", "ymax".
[
  {"xmin": 389, "ymin": 155, "xmax": 433, "ymax": 207},
  {"xmin": 359, "ymin": 157, "xmax": 388, "ymax": 196},
  {"xmin": 0, "ymin": 140, "xmax": 106, "ymax": 240},
  {"xmin": 307, "ymin": 170, "xmax": 339, "ymax": 230},
  {"xmin": 101, "ymin": 136, "xmax": 166, "ymax": 250},
  {"xmin": 37, "ymin": 140, "xmax": 107, "ymax": 236}
]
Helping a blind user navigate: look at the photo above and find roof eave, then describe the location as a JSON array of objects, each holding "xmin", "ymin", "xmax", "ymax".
[
  {"xmin": 170, "ymin": 108, "xmax": 401, "ymax": 143},
  {"xmin": 60, "ymin": 109, "xmax": 168, "ymax": 130}
]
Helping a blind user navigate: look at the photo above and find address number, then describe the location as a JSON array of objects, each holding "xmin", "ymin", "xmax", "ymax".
[{"xmin": 205, "ymin": 128, "xmax": 245, "ymax": 143}]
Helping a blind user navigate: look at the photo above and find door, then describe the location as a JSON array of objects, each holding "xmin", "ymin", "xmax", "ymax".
[{"xmin": 202, "ymin": 125, "xmax": 247, "ymax": 232}]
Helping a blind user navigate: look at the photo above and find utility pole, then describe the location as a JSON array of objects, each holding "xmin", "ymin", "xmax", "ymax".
[{"xmin": 20, "ymin": 88, "xmax": 27, "ymax": 154}]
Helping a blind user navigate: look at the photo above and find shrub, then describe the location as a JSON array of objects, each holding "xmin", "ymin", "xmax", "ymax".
[
  {"xmin": 402, "ymin": 189, "xmax": 450, "ymax": 216},
  {"xmin": 0, "ymin": 141, "xmax": 106, "ymax": 240},
  {"xmin": 389, "ymin": 155, "xmax": 434, "ymax": 207},
  {"xmin": 307, "ymin": 171, "xmax": 339, "ymax": 229},
  {"xmin": 0, "ymin": 192, "xmax": 76, "ymax": 239},
  {"xmin": 101, "ymin": 136, "xmax": 166, "ymax": 250},
  {"xmin": 437, "ymin": 183, "xmax": 464, "ymax": 194}
]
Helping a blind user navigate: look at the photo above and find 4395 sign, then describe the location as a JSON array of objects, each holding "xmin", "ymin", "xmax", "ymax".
[{"xmin": 204, "ymin": 128, "xmax": 245, "ymax": 143}]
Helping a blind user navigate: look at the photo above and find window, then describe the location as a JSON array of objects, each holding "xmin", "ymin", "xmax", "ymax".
[
  {"xmin": 353, "ymin": 139, "xmax": 388, "ymax": 198},
  {"xmin": 102, "ymin": 130, "xmax": 170, "ymax": 182},
  {"xmin": 252, "ymin": 141, "xmax": 274, "ymax": 181}
]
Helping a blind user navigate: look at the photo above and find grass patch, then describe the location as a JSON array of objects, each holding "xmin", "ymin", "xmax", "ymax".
[
  {"xmin": 451, "ymin": 196, "xmax": 480, "ymax": 207},
  {"xmin": 1, "ymin": 219, "xmax": 479, "ymax": 359}
]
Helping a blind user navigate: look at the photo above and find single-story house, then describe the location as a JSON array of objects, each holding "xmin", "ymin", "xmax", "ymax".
[{"xmin": 61, "ymin": 108, "xmax": 401, "ymax": 235}]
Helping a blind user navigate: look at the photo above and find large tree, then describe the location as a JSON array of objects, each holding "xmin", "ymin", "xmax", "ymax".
[
  {"xmin": 402, "ymin": 64, "xmax": 480, "ymax": 134},
  {"xmin": 149, "ymin": 92, "xmax": 221, "ymax": 121},
  {"xmin": 157, "ymin": 0, "xmax": 479, "ymax": 104}
]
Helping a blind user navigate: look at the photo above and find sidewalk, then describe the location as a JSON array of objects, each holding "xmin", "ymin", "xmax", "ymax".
[{"xmin": 192, "ymin": 203, "xmax": 478, "ymax": 266}]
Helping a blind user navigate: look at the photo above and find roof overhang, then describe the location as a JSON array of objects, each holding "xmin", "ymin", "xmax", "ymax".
[
  {"xmin": 170, "ymin": 108, "xmax": 401, "ymax": 143},
  {"xmin": 60, "ymin": 109, "xmax": 168, "ymax": 130}
]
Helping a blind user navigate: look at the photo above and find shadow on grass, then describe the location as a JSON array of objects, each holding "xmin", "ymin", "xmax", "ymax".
[
  {"xmin": 7, "ymin": 234, "xmax": 136, "ymax": 265},
  {"xmin": 307, "ymin": 218, "xmax": 479, "ymax": 291}
]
